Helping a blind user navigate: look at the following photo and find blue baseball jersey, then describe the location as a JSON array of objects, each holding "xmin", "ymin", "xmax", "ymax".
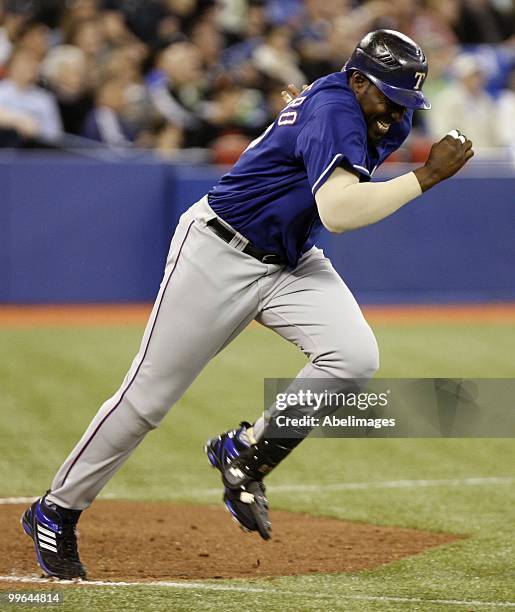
[{"xmin": 208, "ymin": 70, "xmax": 413, "ymax": 267}]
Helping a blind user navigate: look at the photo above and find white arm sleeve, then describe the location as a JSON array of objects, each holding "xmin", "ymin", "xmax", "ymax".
[{"xmin": 315, "ymin": 166, "xmax": 422, "ymax": 233}]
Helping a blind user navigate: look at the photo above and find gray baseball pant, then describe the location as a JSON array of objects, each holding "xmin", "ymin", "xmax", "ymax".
[{"xmin": 47, "ymin": 196, "xmax": 379, "ymax": 510}]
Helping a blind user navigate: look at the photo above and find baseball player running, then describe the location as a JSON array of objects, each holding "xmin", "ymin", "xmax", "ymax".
[{"xmin": 22, "ymin": 30, "xmax": 473, "ymax": 579}]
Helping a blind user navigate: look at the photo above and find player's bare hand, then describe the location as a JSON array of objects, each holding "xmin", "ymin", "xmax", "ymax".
[
  {"xmin": 414, "ymin": 130, "xmax": 474, "ymax": 192},
  {"xmin": 281, "ymin": 83, "xmax": 309, "ymax": 105}
]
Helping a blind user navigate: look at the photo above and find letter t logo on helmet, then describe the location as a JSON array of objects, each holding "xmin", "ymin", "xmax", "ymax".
[{"xmin": 343, "ymin": 30, "xmax": 431, "ymax": 110}]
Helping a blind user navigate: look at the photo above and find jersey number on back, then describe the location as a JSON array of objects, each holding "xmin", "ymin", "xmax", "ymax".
[
  {"xmin": 244, "ymin": 90, "xmax": 310, "ymax": 153},
  {"xmin": 278, "ymin": 95, "xmax": 306, "ymax": 126}
]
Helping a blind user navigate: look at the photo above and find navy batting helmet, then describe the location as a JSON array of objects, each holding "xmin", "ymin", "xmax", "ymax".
[{"xmin": 344, "ymin": 30, "xmax": 431, "ymax": 110}]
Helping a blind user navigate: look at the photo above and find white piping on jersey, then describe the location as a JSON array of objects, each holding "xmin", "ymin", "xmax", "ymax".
[
  {"xmin": 311, "ymin": 153, "xmax": 343, "ymax": 194},
  {"xmin": 312, "ymin": 156, "xmax": 372, "ymax": 195},
  {"xmin": 352, "ymin": 164, "xmax": 371, "ymax": 175}
]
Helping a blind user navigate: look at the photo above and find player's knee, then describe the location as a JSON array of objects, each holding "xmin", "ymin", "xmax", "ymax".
[
  {"xmin": 349, "ymin": 330, "xmax": 380, "ymax": 378},
  {"xmin": 315, "ymin": 325, "xmax": 379, "ymax": 379},
  {"xmin": 124, "ymin": 383, "xmax": 177, "ymax": 428},
  {"xmin": 105, "ymin": 403, "xmax": 155, "ymax": 452}
]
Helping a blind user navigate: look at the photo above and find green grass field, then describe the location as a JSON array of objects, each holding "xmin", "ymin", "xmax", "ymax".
[{"xmin": 1, "ymin": 321, "xmax": 514, "ymax": 611}]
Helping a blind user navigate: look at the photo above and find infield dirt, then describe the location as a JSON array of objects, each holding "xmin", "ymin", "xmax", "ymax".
[
  {"xmin": 1, "ymin": 501, "xmax": 460, "ymax": 584},
  {"xmin": 1, "ymin": 303, "xmax": 515, "ymax": 327}
]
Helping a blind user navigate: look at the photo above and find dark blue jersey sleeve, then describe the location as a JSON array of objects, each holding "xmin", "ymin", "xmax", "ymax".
[{"xmin": 295, "ymin": 101, "xmax": 370, "ymax": 195}]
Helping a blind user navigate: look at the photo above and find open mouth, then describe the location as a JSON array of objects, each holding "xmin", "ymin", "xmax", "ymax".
[{"xmin": 376, "ymin": 119, "xmax": 391, "ymax": 134}]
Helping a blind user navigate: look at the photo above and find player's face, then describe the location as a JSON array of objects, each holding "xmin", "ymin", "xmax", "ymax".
[{"xmin": 352, "ymin": 74, "xmax": 406, "ymax": 144}]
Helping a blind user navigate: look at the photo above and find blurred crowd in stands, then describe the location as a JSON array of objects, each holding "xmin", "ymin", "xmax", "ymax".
[{"xmin": 0, "ymin": 0, "xmax": 513, "ymax": 162}]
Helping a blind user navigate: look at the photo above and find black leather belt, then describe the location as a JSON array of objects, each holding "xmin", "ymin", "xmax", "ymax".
[{"xmin": 206, "ymin": 218, "xmax": 285, "ymax": 265}]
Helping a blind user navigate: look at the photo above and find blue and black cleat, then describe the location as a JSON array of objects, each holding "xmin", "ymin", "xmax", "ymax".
[
  {"xmin": 205, "ymin": 422, "xmax": 271, "ymax": 540},
  {"xmin": 205, "ymin": 421, "xmax": 253, "ymax": 471},
  {"xmin": 21, "ymin": 494, "xmax": 86, "ymax": 580}
]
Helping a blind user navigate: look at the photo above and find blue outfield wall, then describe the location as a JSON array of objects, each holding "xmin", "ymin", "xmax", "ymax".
[
  {"xmin": 0, "ymin": 153, "xmax": 513, "ymax": 304},
  {"xmin": 320, "ymin": 171, "xmax": 515, "ymax": 303}
]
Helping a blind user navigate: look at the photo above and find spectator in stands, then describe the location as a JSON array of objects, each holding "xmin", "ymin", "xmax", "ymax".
[
  {"xmin": 146, "ymin": 41, "xmax": 206, "ymax": 146},
  {"xmin": 41, "ymin": 44, "xmax": 93, "ymax": 136},
  {"xmin": 0, "ymin": 45, "xmax": 63, "ymax": 145},
  {"xmin": 293, "ymin": 1, "xmax": 390, "ymax": 81},
  {"xmin": 162, "ymin": 0, "xmax": 200, "ymax": 33},
  {"xmin": 102, "ymin": 0, "xmax": 171, "ymax": 45},
  {"xmin": 81, "ymin": 76, "xmax": 133, "ymax": 146},
  {"xmin": 201, "ymin": 80, "xmax": 266, "ymax": 139},
  {"xmin": 64, "ymin": 18, "xmax": 106, "ymax": 87},
  {"xmin": 0, "ymin": 0, "xmax": 510, "ymax": 159},
  {"xmin": 15, "ymin": 19, "xmax": 50, "ymax": 61},
  {"xmin": 101, "ymin": 8, "xmax": 142, "ymax": 49},
  {"xmin": 426, "ymin": 54, "xmax": 500, "ymax": 149},
  {"xmin": 324, "ymin": 16, "xmax": 361, "ymax": 71},
  {"xmin": 412, "ymin": 34, "xmax": 458, "ymax": 140},
  {"xmin": 101, "ymin": 44, "xmax": 152, "ymax": 137},
  {"xmin": 292, "ymin": 23, "xmax": 333, "ymax": 82},
  {"xmin": 418, "ymin": 0, "xmax": 460, "ymax": 48},
  {"xmin": 135, "ymin": 115, "xmax": 185, "ymax": 158},
  {"xmin": 419, "ymin": 35, "xmax": 459, "ymax": 102},
  {"xmin": 252, "ymin": 24, "xmax": 306, "ymax": 87},
  {"xmin": 221, "ymin": 0, "xmax": 267, "ymax": 63},
  {"xmin": 102, "ymin": 0, "xmax": 204, "ymax": 46},
  {"xmin": 0, "ymin": 0, "xmax": 33, "ymax": 70},
  {"xmin": 153, "ymin": 120, "xmax": 185, "ymax": 156},
  {"xmin": 100, "ymin": 44, "xmax": 145, "ymax": 87},
  {"xmin": 60, "ymin": 0, "xmax": 100, "ymax": 28},
  {"xmin": 189, "ymin": 18, "xmax": 224, "ymax": 73},
  {"xmin": 266, "ymin": 0, "xmax": 304, "ymax": 27},
  {"xmin": 453, "ymin": 0, "xmax": 515, "ymax": 44}
]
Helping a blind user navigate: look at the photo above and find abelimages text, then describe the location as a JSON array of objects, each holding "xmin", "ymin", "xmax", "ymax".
[{"xmin": 274, "ymin": 415, "xmax": 396, "ymax": 429}]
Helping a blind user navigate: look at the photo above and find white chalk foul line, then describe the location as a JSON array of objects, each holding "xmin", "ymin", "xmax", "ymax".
[
  {"xmin": 0, "ymin": 496, "xmax": 37, "ymax": 505},
  {"xmin": 265, "ymin": 475, "xmax": 515, "ymax": 494},
  {"xmin": 1, "ymin": 477, "xmax": 514, "ymax": 505},
  {"xmin": 0, "ymin": 575, "xmax": 514, "ymax": 608},
  {"xmin": 174, "ymin": 475, "xmax": 515, "ymax": 498}
]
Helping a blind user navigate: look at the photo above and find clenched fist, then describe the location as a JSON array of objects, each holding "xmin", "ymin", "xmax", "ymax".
[{"xmin": 414, "ymin": 130, "xmax": 474, "ymax": 192}]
